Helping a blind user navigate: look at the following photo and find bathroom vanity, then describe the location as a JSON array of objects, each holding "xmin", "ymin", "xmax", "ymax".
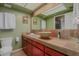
[{"xmin": 22, "ymin": 33, "xmax": 79, "ymax": 56}]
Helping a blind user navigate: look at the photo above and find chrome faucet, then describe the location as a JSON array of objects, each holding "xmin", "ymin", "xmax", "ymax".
[{"xmin": 57, "ymin": 31, "xmax": 61, "ymax": 39}]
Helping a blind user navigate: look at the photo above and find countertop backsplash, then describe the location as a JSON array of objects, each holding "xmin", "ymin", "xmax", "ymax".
[{"xmin": 31, "ymin": 29, "xmax": 79, "ymax": 40}]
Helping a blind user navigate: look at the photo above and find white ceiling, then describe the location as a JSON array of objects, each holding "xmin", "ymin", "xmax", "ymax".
[
  {"xmin": 14, "ymin": 3, "xmax": 68, "ymax": 16},
  {"xmin": 14, "ymin": 3, "xmax": 43, "ymax": 11}
]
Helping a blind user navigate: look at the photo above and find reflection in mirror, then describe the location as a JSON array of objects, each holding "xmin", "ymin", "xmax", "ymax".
[{"xmin": 55, "ymin": 15, "xmax": 64, "ymax": 29}]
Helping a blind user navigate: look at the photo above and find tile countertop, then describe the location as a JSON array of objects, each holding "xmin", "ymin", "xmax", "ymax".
[{"xmin": 22, "ymin": 33, "xmax": 79, "ymax": 56}]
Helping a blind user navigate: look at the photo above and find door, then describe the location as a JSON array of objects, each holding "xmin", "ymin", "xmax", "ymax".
[
  {"xmin": 45, "ymin": 47, "xmax": 65, "ymax": 56},
  {"xmin": 26, "ymin": 42, "xmax": 32, "ymax": 56},
  {"xmin": 32, "ymin": 46, "xmax": 44, "ymax": 56}
]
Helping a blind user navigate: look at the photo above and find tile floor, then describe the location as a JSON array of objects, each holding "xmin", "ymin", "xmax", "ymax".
[{"xmin": 11, "ymin": 50, "xmax": 26, "ymax": 56}]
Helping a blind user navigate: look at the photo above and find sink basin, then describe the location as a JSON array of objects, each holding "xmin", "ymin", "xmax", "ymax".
[
  {"xmin": 29, "ymin": 33, "xmax": 40, "ymax": 38},
  {"xmin": 38, "ymin": 32, "xmax": 51, "ymax": 39}
]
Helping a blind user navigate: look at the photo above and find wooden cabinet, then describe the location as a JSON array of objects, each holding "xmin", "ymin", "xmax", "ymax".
[
  {"xmin": 45, "ymin": 46, "xmax": 65, "ymax": 56},
  {"xmin": 22, "ymin": 39, "xmax": 27, "ymax": 53},
  {"xmin": 32, "ymin": 40, "xmax": 44, "ymax": 56},
  {"xmin": 22, "ymin": 36, "xmax": 27, "ymax": 53},
  {"xmin": 22, "ymin": 35, "xmax": 66, "ymax": 56},
  {"xmin": 22, "ymin": 36, "xmax": 44, "ymax": 56},
  {"xmin": 26, "ymin": 42, "xmax": 32, "ymax": 56},
  {"xmin": 22, "ymin": 36, "xmax": 32, "ymax": 56},
  {"xmin": 32, "ymin": 40, "xmax": 44, "ymax": 51},
  {"xmin": 45, "ymin": 54, "xmax": 50, "ymax": 56},
  {"xmin": 32, "ymin": 46, "xmax": 44, "ymax": 56}
]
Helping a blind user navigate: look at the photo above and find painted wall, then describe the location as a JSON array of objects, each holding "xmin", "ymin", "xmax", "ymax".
[
  {"xmin": 46, "ymin": 17, "xmax": 54, "ymax": 29},
  {"xmin": 0, "ymin": 7, "xmax": 31, "ymax": 50},
  {"xmin": 64, "ymin": 12, "xmax": 77, "ymax": 29},
  {"xmin": 46, "ymin": 11, "xmax": 73, "ymax": 29}
]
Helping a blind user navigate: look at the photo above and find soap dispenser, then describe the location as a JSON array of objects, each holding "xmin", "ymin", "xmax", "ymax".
[
  {"xmin": 57, "ymin": 31, "xmax": 61, "ymax": 39},
  {"xmin": 15, "ymin": 37, "xmax": 19, "ymax": 43}
]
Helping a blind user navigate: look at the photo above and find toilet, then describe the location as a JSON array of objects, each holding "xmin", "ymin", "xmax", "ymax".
[{"xmin": 0, "ymin": 37, "xmax": 13, "ymax": 56}]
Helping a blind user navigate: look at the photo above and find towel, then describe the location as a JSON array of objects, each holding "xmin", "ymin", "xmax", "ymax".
[{"xmin": 4, "ymin": 12, "xmax": 16, "ymax": 29}]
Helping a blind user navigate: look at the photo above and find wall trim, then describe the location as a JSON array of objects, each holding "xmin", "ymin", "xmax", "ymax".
[{"xmin": 12, "ymin": 48, "xmax": 23, "ymax": 53}]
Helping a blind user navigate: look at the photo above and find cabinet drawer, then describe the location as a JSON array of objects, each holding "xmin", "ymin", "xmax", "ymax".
[
  {"xmin": 45, "ymin": 47, "xmax": 65, "ymax": 56},
  {"xmin": 22, "ymin": 39, "xmax": 27, "ymax": 47},
  {"xmin": 32, "ymin": 40, "xmax": 44, "ymax": 51}
]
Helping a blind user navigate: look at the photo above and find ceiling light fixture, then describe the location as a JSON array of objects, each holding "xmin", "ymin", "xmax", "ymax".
[{"xmin": 42, "ymin": 4, "xmax": 66, "ymax": 15}]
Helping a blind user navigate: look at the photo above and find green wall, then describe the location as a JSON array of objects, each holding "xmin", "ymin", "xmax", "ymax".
[
  {"xmin": 46, "ymin": 17, "xmax": 54, "ymax": 29},
  {"xmin": 0, "ymin": 7, "xmax": 31, "ymax": 50},
  {"xmin": 0, "ymin": 7, "xmax": 42, "ymax": 50}
]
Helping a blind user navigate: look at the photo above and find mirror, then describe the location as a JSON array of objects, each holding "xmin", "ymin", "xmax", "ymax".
[{"xmin": 55, "ymin": 15, "xmax": 64, "ymax": 29}]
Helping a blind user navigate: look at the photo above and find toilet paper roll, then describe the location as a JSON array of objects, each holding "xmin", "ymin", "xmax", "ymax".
[{"xmin": 16, "ymin": 37, "xmax": 19, "ymax": 42}]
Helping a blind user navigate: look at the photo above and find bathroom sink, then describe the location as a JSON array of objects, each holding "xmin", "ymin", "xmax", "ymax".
[
  {"xmin": 38, "ymin": 32, "xmax": 51, "ymax": 39},
  {"xmin": 28, "ymin": 33, "xmax": 40, "ymax": 38}
]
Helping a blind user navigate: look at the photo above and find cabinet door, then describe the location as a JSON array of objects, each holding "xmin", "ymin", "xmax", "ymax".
[
  {"xmin": 32, "ymin": 46, "xmax": 44, "ymax": 56},
  {"xmin": 32, "ymin": 40, "xmax": 44, "ymax": 51},
  {"xmin": 22, "ymin": 40, "xmax": 26, "ymax": 51},
  {"xmin": 45, "ymin": 47, "xmax": 65, "ymax": 56},
  {"xmin": 22, "ymin": 37, "xmax": 26, "ymax": 50},
  {"xmin": 26, "ymin": 42, "xmax": 32, "ymax": 56},
  {"xmin": 22, "ymin": 37, "xmax": 27, "ymax": 53},
  {"xmin": 22, "ymin": 37, "xmax": 32, "ymax": 55}
]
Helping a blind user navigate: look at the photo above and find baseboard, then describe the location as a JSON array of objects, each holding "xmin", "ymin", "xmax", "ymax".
[{"xmin": 12, "ymin": 48, "xmax": 23, "ymax": 53}]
